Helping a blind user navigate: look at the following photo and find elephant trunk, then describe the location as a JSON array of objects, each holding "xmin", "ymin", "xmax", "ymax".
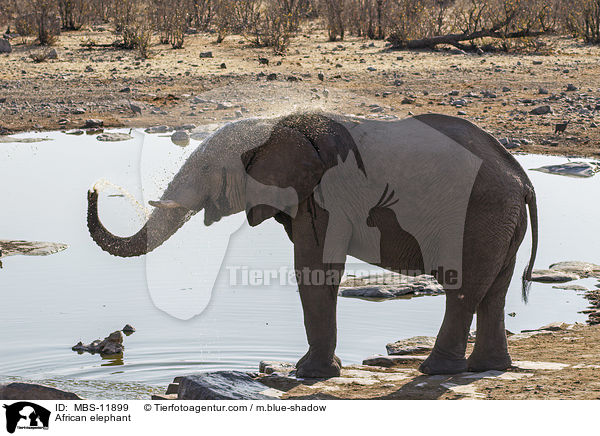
[{"xmin": 87, "ymin": 189, "xmax": 194, "ymax": 257}]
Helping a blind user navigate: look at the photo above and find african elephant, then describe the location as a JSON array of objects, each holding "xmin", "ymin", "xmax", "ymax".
[{"xmin": 87, "ymin": 112, "xmax": 538, "ymax": 377}]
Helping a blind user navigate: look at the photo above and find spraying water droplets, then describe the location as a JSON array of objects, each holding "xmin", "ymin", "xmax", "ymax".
[{"xmin": 93, "ymin": 179, "xmax": 150, "ymax": 220}]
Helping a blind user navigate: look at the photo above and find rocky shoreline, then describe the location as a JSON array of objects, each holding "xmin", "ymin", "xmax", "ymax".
[
  {"xmin": 4, "ymin": 322, "xmax": 598, "ymax": 400},
  {"xmin": 531, "ymin": 261, "xmax": 600, "ymax": 325},
  {"xmin": 146, "ymin": 323, "xmax": 600, "ymax": 400},
  {"xmin": 148, "ymin": 322, "xmax": 600, "ymax": 400}
]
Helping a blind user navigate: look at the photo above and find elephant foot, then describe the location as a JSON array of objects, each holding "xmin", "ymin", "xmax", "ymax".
[
  {"xmin": 467, "ymin": 353, "xmax": 512, "ymax": 372},
  {"xmin": 419, "ymin": 351, "xmax": 468, "ymax": 375},
  {"xmin": 295, "ymin": 352, "xmax": 341, "ymax": 378}
]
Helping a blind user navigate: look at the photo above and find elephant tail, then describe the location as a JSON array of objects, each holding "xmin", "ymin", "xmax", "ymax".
[{"xmin": 521, "ymin": 187, "xmax": 538, "ymax": 303}]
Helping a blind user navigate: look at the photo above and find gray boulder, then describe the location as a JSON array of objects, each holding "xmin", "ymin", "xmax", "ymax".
[
  {"xmin": 96, "ymin": 132, "xmax": 132, "ymax": 142},
  {"xmin": 171, "ymin": 130, "xmax": 190, "ymax": 147},
  {"xmin": 339, "ymin": 273, "xmax": 443, "ymax": 299},
  {"xmin": 0, "ymin": 383, "xmax": 82, "ymax": 400},
  {"xmin": 174, "ymin": 124, "xmax": 196, "ymax": 131},
  {"xmin": 530, "ymin": 105, "xmax": 552, "ymax": 115},
  {"xmin": 0, "ymin": 39, "xmax": 12, "ymax": 53},
  {"xmin": 0, "ymin": 240, "xmax": 67, "ymax": 257},
  {"xmin": 145, "ymin": 125, "xmax": 172, "ymax": 134},
  {"xmin": 530, "ymin": 269, "xmax": 580, "ymax": 283},
  {"xmin": 386, "ymin": 336, "xmax": 436, "ymax": 355},
  {"xmin": 84, "ymin": 119, "xmax": 103, "ymax": 128},
  {"xmin": 0, "ymin": 136, "xmax": 52, "ymax": 144},
  {"xmin": 122, "ymin": 324, "xmax": 136, "ymax": 333},
  {"xmin": 550, "ymin": 261, "xmax": 600, "ymax": 278},
  {"xmin": 72, "ymin": 331, "xmax": 124, "ymax": 355},
  {"xmin": 259, "ymin": 361, "xmax": 295, "ymax": 375},
  {"xmin": 178, "ymin": 371, "xmax": 282, "ymax": 400},
  {"xmin": 531, "ymin": 162, "xmax": 598, "ymax": 178},
  {"xmin": 552, "ymin": 284, "xmax": 589, "ymax": 291}
]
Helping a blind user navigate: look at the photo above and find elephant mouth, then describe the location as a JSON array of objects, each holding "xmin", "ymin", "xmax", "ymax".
[{"xmin": 203, "ymin": 200, "xmax": 222, "ymax": 226}]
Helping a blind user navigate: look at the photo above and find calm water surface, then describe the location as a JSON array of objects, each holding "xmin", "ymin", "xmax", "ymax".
[{"xmin": 1, "ymin": 129, "xmax": 598, "ymax": 398}]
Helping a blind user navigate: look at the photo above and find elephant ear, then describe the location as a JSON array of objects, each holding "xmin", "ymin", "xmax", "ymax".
[{"xmin": 242, "ymin": 126, "xmax": 326, "ymax": 227}]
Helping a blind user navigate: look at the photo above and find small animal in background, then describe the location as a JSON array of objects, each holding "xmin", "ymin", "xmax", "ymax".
[
  {"xmin": 554, "ymin": 120, "xmax": 570, "ymax": 135},
  {"xmin": 258, "ymin": 57, "xmax": 269, "ymax": 65},
  {"xmin": 127, "ymin": 100, "xmax": 142, "ymax": 116}
]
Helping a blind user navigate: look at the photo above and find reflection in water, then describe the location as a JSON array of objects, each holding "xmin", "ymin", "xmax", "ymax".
[
  {"xmin": 0, "ymin": 129, "xmax": 598, "ymax": 398},
  {"xmin": 101, "ymin": 354, "xmax": 124, "ymax": 367}
]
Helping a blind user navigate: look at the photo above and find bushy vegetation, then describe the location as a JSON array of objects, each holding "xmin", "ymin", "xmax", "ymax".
[{"xmin": 1, "ymin": 0, "xmax": 599, "ymax": 52}]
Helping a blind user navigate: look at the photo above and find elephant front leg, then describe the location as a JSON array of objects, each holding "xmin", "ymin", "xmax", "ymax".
[
  {"xmin": 295, "ymin": 269, "xmax": 343, "ymax": 378},
  {"xmin": 292, "ymin": 200, "xmax": 345, "ymax": 378}
]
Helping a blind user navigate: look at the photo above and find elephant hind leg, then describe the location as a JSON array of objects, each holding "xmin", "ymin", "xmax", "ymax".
[
  {"xmin": 467, "ymin": 256, "xmax": 516, "ymax": 372},
  {"xmin": 420, "ymin": 228, "xmax": 513, "ymax": 374},
  {"xmin": 418, "ymin": 291, "xmax": 474, "ymax": 375},
  {"xmin": 468, "ymin": 208, "xmax": 527, "ymax": 372}
]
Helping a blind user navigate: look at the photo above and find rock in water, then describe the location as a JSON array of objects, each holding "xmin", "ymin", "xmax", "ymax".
[
  {"xmin": 531, "ymin": 162, "xmax": 598, "ymax": 178},
  {"xmin": 145, "ymin": 125, "xmax": 172, "ymax": 134},
  {"xmin": 122, "ymin": 324, "xmax": 136, "ymax": 333},
  {"xmin": 171, "ymin": 130, "xmax": 190, "ymax": 146},
  {"xmin": 0, "ymin": 383, "xmax": 82, "ymax": 400},
  {"xmin": 339, "ymin": 273, "xmax": 443, "ymax": 299},
  {"xmin": 386, "ymin": 336, "xmax": 436, "ymax": 355},
  {"xmin": 96, "ymin": 132, "xmax": 133, "ymax": 142},
  {"xmin": 178, "ymin": 371, "xmax": 282, "ymax": 400},
  {"xmin": 0, "ymin": 240, "xmax": 68, "ymax": 257},
  {"xmin": 72, "ymin": 331, "xmax": 124, "ymax": 355},
  {"xmin": 550, "ymin": 261, "xmax": 600, "ymax": 278},
  {"xmin": 0, "ymin": 136, "xmax": 53, "ymax": 143},
  {"xmin": 552, "ymin": 284, "xmax": 589, "ymax": 291},
  {"xmin": 259, "ymin": 361, "xmax": 296, "ymax": 375},
  {"xmin": 530, "ymin": 269, "xmax": 580, "ymax": 282}
]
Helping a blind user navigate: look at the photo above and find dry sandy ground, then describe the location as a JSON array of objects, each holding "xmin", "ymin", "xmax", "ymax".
[
  {"xmin": 258, "ymin": 323, "xmax": 600, "ymax": 400},
  {"xmin": 1, "ymin": 25, "xmax": 600, "ymax": 157}
]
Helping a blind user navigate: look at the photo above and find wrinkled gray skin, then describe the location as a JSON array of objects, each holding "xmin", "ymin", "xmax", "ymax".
[{"xmin": 88, "ymin": 112, "xmax": 538, "ymax": 378}]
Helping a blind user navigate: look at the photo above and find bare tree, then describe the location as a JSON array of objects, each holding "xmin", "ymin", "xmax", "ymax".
[
  {"xmin": 16, "ymin": 0, "xmax": 61, "ymax": 44},
  {"xmin": 388, "ymin": 0, "xmax": 556, "ymax": 50},
  {"xmin": 563, "ymin": 0, "xmax": 600, "ymax": 43},
  {"xmin": 58, "ymin": 0, "xmax": 89, "ymax": 30},
  {"xmin": 191, "ymin": 0, "xmax": 213, "ymax": 30},
  {"xmin": 322, "ymin": 0, "xmax": 345, "ymax": 41},
  {"xmin": 152, "ymin": 0, "xmax": 189, "ymax": 48}
]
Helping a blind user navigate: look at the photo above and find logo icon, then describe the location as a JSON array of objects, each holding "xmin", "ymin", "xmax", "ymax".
[{"xmin": 3, "ymin": 402, "xmax": 50, "ymax": 434}]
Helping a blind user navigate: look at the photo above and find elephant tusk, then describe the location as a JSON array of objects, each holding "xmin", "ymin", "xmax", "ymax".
[{"xmin": 148, "ymin": 200, "xmax": 184, "ymax": 209}]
